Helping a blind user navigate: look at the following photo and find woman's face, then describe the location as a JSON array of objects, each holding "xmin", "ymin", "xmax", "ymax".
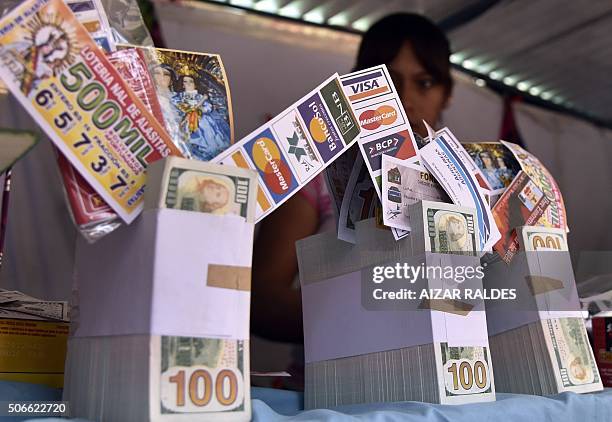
[
  {"xmin": 389, "ymin": 41, "xmax": 449, "ymax": 138},
  {"xmin": 183, "ymin": 76, "xmax": 195, "ymax": 91},
  {"xmin": 153, "ymin": 67, "xmax": 172, "ymax": 90},
  {"xmin": 480, "ymin": 152, "xmax": 494, "ymax": 169}
]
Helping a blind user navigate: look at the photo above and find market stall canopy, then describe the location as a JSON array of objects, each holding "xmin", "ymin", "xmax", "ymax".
[{"xmin": 195, "ymin": 0, "xmax": 612, "ymax": 127}]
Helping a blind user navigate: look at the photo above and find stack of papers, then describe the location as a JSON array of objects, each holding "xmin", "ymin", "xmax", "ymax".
[
  {"xmin": 486, "ymin": 226, "xmax": 602, "ymax": 395},
  {"xmin": 490, "ymin": 317, "xmax": 601, "ymax": 395},
  {"xmin": 0, "ymin": 290, "xmax": 69, "ymax": 388},
  {"xmin": 63, "ymin": 158, "xmax": 257, "ymax": 421},
  {"xmin": 65, "ymin": 335, "xmax": 250, "ymax": 420},
  {"xmin": 299, "ymin": 204, "xmax": 495, "ymax": 408}
]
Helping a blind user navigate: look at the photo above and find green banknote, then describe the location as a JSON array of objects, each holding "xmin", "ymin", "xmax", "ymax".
[
  {"xmin": 438, "ymin": 342, "xmax": 493, "ymax": 402},
  {"xmin": 543, "ymin": 318, "xmax": 601, "ymax": 391},
  {"xmin": 165, "ymin": 167, "xmax": 254, "ymax": 219},
  {"xmin": 160, "ymin": 336, "xmax": 248, "ymax": 415},
  {"xmin": 426, "ymin": 206, "xmax": 477, "ymax": 256}
]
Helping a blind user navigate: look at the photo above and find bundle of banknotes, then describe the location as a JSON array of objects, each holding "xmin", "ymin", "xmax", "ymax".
[
  {"xmin": 489, "ymin": 317, "xmax": 602, "ymax": 395},
  {"xmin": 299, "ymin": 201, "xmax": 495, "ymax": 408},
  {"xmin": 305, "ymin": 343, "xmax": 441, "ymax": 407},
  {"xmin": 63, "ymin": 158, "xmax": 257, "ymax": 421},
  {"xmin": 485, "ymin": 226, "xmax": 603, "ymax": 395},
  {"xmin": 64, "ymin": 335, "xmax": 250, "ymax": 421}
]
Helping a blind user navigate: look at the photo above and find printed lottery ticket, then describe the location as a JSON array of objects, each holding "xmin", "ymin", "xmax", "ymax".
[
  {"xmin": 501, "ymin": 141, "xmax": 567, "ymax": 231},
  {"xmin": 0, "ymin": 0, "xmax": 183, "ymax": 223},
  {"xmin": 492, "ymin": 171, "xmax": 551, "ymax": 263}
]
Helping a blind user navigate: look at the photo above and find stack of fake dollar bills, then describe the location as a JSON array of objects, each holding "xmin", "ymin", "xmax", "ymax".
[
  {"xmin": 64, "ymin": 335, "xmax": 250, "ymax": 420},
  {"xmin": 305, "ymin": 341, "xmax": 494, "ymax": 408},
  {"xmin": 63, "ymin": 158, "xmax": 257, "ymax": 421},
  {"xmin": 300, "ymin": 200, "xmax": 495, "ymax": 408},
  {"xmin": 486, "ymin": 226, "xmax": 603, "ymax": 395},
  {"xmin": 489, "ymin": 317, "xmax": 602, "ymax": 395}
]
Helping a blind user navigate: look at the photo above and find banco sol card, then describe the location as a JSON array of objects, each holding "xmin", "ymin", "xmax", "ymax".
[{"xmin": 213, "ymin": 73, "xmax": 360, "ymax": 222}]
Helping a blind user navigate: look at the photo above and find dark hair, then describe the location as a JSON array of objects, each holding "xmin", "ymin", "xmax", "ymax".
[
  {"xmin": 354, "ymin": 13, "xmax": 453, "ymax": 96},
  {"xmin": 178, "ymin": 74, "xmax": 203, "ymax": 93},
  {"xmin": 151, "ymin": 63, "xmax": 176, "ymax": 80}
]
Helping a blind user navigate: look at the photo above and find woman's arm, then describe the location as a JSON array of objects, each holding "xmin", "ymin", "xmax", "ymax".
[{"xmin": 251, "ymin": 194, "xmax": 319, "ymax": 343}]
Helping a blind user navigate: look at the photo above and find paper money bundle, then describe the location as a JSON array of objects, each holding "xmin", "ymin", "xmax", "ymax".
[
  {"xmin": 298, "ymin": 201, "xmax": 496, "ymax": 408},
  {"xmin": 63, "ymin": 158, "xmax": 257, "ymax": 421},
  {"xmin": 485, "ymin": 226, "xmax": 603, "ymax": 395},
  {"xmin": 0, "ymin": 289, "xmax": 69, "ymax": 388},
  {"xmin": 489, "ymin": 317, "xmax": 601, "ymax": 395},
  {"xmin": 64, "ymin": 335, "xmax": 249, "ymax": 420}
]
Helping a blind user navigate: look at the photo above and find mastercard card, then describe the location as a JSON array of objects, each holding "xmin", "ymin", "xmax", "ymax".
[{"xmin": 212, "ymin": 73, "xmax": 360, "ymax": 223}]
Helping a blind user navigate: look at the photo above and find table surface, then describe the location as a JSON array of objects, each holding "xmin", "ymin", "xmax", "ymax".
[{"xmin": 1, "ymin": 380, "xmax": 611, "ymax": 421}]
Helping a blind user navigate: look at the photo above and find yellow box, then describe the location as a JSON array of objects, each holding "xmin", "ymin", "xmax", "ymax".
[{"xmin": 0, "ymin": 318, "xmax": 69, "ymax": 388}]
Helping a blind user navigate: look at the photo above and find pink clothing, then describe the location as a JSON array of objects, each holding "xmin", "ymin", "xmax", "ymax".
[{"xmin": 296, "ymin": 174, "xmax": 335, "ymax": 232}]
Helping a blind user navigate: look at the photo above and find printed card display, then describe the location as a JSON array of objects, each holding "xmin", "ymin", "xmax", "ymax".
[
  {"xmin": 420, "ymin": 127, "xmax": 501, "ymax": 252},
  {"xmin": 212, "ymin": 74, "xmax": 359, "ymax": 222},
  {"xmin": 340, "ymin": 65, "xmax": 419, "ymax": 197},
  {"xmin": 492, "ymin": 171, "xmax": 551, "ymax": 263}
]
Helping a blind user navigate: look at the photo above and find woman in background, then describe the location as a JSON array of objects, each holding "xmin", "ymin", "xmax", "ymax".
[{"xmin": 251, "ymin": 13, "xmax": 454, "ymax": 386}]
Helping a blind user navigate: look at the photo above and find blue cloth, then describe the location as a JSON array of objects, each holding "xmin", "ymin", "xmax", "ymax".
[
  {"xmin": 1, "ymin": 381, "xmax": 610, "ymax": 421},
  {"xmin": 252, "ymin": 390, "xmax": 612, "ymax": 421}
]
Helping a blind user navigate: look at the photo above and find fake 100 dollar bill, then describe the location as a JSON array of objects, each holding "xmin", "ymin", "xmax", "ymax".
[
  {"xmin": 409, "ymin": 200, "xmax": 479, "ymax": 257},
  {"xmin": 541, "ymin": 318, "xmax": 603, "ymax": 393},
  {"xmin": 145, "ymin": 156, "xmax": 258, "ymax": 222},
  {"xmin": 435, "ymin": 342, "xmax": 495, "ymax": 404},
  {"xmin": 152, "ymin": 336, "xmax": 250, "ymax": 420}
]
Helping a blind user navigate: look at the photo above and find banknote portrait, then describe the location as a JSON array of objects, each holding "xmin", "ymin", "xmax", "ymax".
[
  {"xmin": 430, "ymin": 210, "xmax": 476, "ymax": 254},
  {"xmin": 174, "ymin": 171, "xmax": 237, "ymax": 214}
]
